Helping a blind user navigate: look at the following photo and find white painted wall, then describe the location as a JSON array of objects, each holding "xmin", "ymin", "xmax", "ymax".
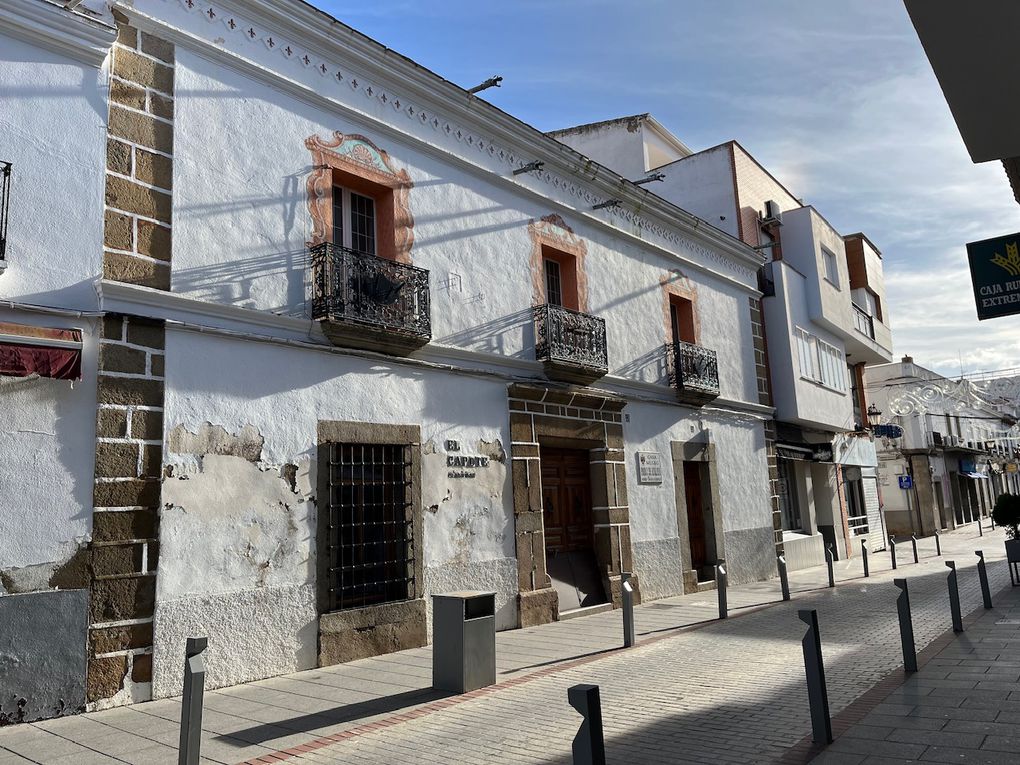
[
  {"xmin": 765, "ymin": 262, "xmax": 853, "ymax": 431},
  {"xmin": 548, "ymin": 118, "xmax": 651, "ymax": 181},
  {"xmin": 0, "ymin": 31, "xmax": 107, "ymax": 309},
  {"xmin": 656, "ymin": 147, "xmax": 740, "ymax": 239},
  {"xmin": 0, "ymin": 26, "xmax": 106, "ymax": 588}
]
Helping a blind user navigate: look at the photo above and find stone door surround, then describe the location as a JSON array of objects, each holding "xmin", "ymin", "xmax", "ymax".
[
  {"xmin": 671, "ymin": 437, "xmax": 725, "ymax": 593},
  {"xmin": 507, "ymin": 383, "xmax": 638, "ymax": 627}
]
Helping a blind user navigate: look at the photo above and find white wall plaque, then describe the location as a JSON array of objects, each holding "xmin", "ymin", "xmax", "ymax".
[{"xmin": 636, "ymin": 452, "xmax": 663, "ymax": 484}]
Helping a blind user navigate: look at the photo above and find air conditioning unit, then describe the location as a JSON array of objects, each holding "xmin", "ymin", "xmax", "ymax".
[{"xmin": 763, "ymin": 199, "xmax": 783, "ymax": 225}]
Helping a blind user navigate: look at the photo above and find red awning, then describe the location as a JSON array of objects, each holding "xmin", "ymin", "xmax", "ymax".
[{"xmin": 0, "ymin": 322, "xmax": 82, "ymax": 381}]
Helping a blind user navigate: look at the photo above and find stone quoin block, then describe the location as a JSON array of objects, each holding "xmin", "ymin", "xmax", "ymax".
[
  {"xmin": 136, "ymin": 219, "xmax": 171, "ymax": 262},
  {"xmin": 90, "ymin": 622, "xmax": 154, "ymax": 655},
  {"xmin": 97, "ymin": 374, "xmax": 164, "ymax": 407},
  {"xmin": 89, "ymin": 575, "xmax": 156, "ymax": 623},
  {"xmin": 134, "ymin": 149, "xmax": 172, "ymax": 191},
  {"xmin": 518, "ymin": 587, "xmax": 558, "ymax": 628},
  {"xmin": 96, "ymin": 408, "xmax": 129, "ymax": 438},
  {"xmin": 100, "ymin": 343, "xmax": 147, "ymax": 374},
  {"xmin": 108, "ymin": 105, "xmax": 173, "ymax": 155},
  {"xmin": 140, "ymin": 445, "xmax": 162, "ymax": 477},
  {"xmin": 87, "ymin": 655, "xmax": 127, "ymax": 703},
  {"xmin": 131, "ymin": 409, "xmax": 164, "ymax": 440},
  {"xmin": 103, "ymin": 252, "xmax": 171, "ymax": 290},
  {"xmin": 140, "ymin": 32, "xmax": 174, "ymax": 65},
  {"xmin": 110, "ymin": 78, "xmax": 146, "ymax": 111},
  {"xmin": 92, "ymin": 543, "xmax": 145, "ymax": 578},
  {"xmin": 112, "ymin": 47, "xmax": 174, "ymax": 94},
  {"xmin": 103, "ymin": 209, "xmax": 133, "ymax": 252},
  {"xmin": 148, "ymin": 92, "xmax": 173, "ymax": 120},
  {"xmin": 94, "ymin": 441, "xmax": 141, "ymax": 478},
  {"xmin": 91, "ymin": 509, "xmax": 158, "ymax": 542},
  {"xmin": 131, "ymin": 653, "xmax": 153, "ymax": 683},
  {"xmin": 105, "ymin": 173, "xmax": 171, "ymax": 222},
  {"xmin": 515, "ymin": 532, "xmax": 535, "ymax": 590},
  {"xmin": 93, "ymin": 477, "xmax": 160, "ymax": 508},
  {"xmin": 509, "ymin": 413, "xmax": 534, "ymax": 443},
  {"xmin": 106, "ymin": 139, "xmax": 132, "ymax": 176},
  {"xmin": 125, "ymin": 318, "xmax": 165, "ymax": 349},
  {"xmin": 102, "ymin": 315, "xmax": 126, "ymax": 341}
]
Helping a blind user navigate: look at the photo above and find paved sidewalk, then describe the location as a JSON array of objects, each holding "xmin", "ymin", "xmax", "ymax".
[
  {"xmin": 810, "ymin": 570, "xmax": 1020, "ymax": 764},
  {"xmin": 0, "ymin": 523, "xmax": 1012, "ymax": 764}
]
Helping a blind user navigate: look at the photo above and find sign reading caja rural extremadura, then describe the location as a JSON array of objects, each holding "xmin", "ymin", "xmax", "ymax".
[{"xmin": 966, "ymin": 232, "xmax": 1020, "ymax": 320}]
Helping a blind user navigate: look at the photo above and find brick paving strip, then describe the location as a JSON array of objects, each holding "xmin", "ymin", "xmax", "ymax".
[{"xmin": 0, "ymin": 525, "xmax": 1014, "ymax": 765}]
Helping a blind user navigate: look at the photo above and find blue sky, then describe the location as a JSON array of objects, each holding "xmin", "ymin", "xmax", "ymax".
[{"xmin": 317, "ymin": 0, "xmax": 1020, "ymax": 377}]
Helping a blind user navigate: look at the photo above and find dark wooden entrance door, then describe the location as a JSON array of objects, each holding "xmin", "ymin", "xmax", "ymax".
[
  {"xmin": 683, "ymin": 461, "xmax": 709, "ymax": 575},
  {"xmin": 541, "ymin": 447, "xmax": 594, "ymax": 553}
]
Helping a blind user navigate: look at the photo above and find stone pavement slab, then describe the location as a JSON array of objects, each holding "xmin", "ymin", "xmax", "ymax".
[{"xmin": 0, "ymin": 523, "xmax": 1011, "ymax": 764}]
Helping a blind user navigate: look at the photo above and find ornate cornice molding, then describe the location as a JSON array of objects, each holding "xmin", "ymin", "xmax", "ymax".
[
  {"xmin": 3, "ymin": 0, "xmax": 116, "ymax": 67},
  {"xmin": 124, "ymin": 0, "xmax": 765, "ymax": 292}
]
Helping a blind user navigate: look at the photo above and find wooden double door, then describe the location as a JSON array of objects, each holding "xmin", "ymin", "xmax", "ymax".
[{"xmin": 541, "ymin": 447, "xmax": 594, "ymax": 553}]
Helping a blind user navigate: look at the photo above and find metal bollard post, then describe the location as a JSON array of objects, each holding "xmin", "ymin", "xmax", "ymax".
[
  {"xmin": 946, "ymin": 561, "xmax": 964, "ymax": 633},
  {"xmin": 976, "ymin": 551, "xmax": 993, "ymax": 610},
  {"xmin": 861, "ymin": 539, "xmax": 870, "ymax": 578},
  {"xmin": 622, "ymin": 572, "xmax": 635, "ymax": 648},
  {"xmin": 178, "ymin": 637, "xmax": 207, "ymax": 765},
  {"xmin": 825, "ymin": 544, "xmax": 835, "ymax": 588},
  {"xmin": 935, "ymin": 530, "xmax": 942, "ymax": 557},
  {"xmin": 778, "ymin": 554, "xmax": 791, "ymax": 602},
  {"xmin": 716, "ymin": 560, "xmax": 728, "ymax": 620},
  {"xmin": 911, "ymin": 535, "xmax": 919, "ymax": 564},
  {"xmin": 978, "ymin": 515, "xmax": 984, "ymax": 537},
  {"xmin": 889, "ymin": 536, "xmax": 898, "ymax": 570},
  {"xmin": 568, "ymin": 684, "xmax": 606, "ymax": 765},
  {"xmin": 798, "ymin": 609, "xmax": 833, "ymax": 744},
  {"xmin": 893, "ymin": 579, "xmax": 918, "ymax": 672}
]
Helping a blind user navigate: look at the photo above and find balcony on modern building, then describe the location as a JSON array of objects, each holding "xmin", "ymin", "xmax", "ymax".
[
  {"xmin": 843, "ymin": 233, "xmax": 893, "ymax": 365},
  {"xmin": 533, "ymin": 303, "xmax": 608, "ymax": 384},
  {"xmin": 310, "ymin": 242, "xmax": 431, "ymax": 355},
  {"xmin": 667, "ymin": 340, "xmax": 720, "ymax": 406}
]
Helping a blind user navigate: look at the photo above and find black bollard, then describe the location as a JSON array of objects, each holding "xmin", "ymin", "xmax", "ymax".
[
  {"xmin": 889, "ymin": 536, "xmax": 898, "ymax": 570},
  {"xmin": 716, "ymin": 560, "xmax": 728, "ymax": 620},
  {"xmin": 979, "ymin": 514, "xmax": 984, "ymax": 537},
  {"xmin": 861, "ymin": 539, "xmax": 870, "ymax": 578},
  {"xmin": 911, "ymin": 535, "xmax": 919, "ymax": 564},
  {"xmin": 894, "ymin": 579, "xmax": 918, "ymax": 672},
  {"xmin": 825, "ymin": 544, "xmax": 835, "ymax": 588},
  {"xmin": 622, "ymin": 572, "xmax": 636, "ymax": 647},
  {"xmin": 778, "ymin": 554, "xmax": 791, "ymax": 602},
  {"xmin": 798, "ymin": 609, "xmax": 833, "ymax": 744},
  {"xmin": 946, "ymin": 561, "xmax": 964, "ymax": 633},
  {"xmin": 568, "ymin": 684, "xmax": 606, "ymax": 765},
  {"xmin": 935, "ymin": 530, "xmax": 942, "ymax": 557},
  {"xmin": 179, "ymin": 637, "xmax": 208, "ymax": 765},
  {"xmin": 976, "ymin": 551, "xmax": 993, "ymax": 610}
]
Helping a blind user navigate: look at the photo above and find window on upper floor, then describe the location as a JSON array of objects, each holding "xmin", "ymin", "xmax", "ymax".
[
  {"xmin": 669, "ymin": 295, "xmax": 697, "ymax": 345},
  {"xmin": 333, "ymin": 185, "xmax": 377, "ymax": 256},
  {"xmin": 541, "ymin": 246, "xmax": 579, "ymax": 311},
  {"xmin": 821, "ymin": 246, "xmax": 840, "ymax": 288},
  {"xmin": 795, "ymin": 327, "xmax": 847, "ymax": 392}
]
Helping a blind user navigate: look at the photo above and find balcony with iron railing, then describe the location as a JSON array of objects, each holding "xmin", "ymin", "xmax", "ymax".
[
  {"xmin": 667, "ymin": 340, "xmax": 720, "ymax": 406},
  {"xmin": 852, "ymin": 302, "xmax": 875, "ymax": 340},
  {"xmin": 310, "ymin": 242, "xmax": 431, "ymax": 355},
  {"xmin": 534, "ymin": 303, "xmax": 608, "ymax": 384}
]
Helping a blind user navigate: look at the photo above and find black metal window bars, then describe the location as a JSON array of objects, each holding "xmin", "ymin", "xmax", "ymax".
[
  {"xmin": 310, "ymin": 242, "xmax": 431, "ymax": 340},
  {"xmin": 325, "ymin": 442, "xmax": 415, "ymax": 612},
  {"xmin": 534, "ymin": 303, "xmax": 608, "ymax": 372}
]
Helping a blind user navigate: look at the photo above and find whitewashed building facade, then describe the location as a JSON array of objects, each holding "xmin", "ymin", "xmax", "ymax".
[
  {"xmin": 551, "ymin": 119, "xmax": 896, "ymax": 570},
  {"xmin": 1, "ymin": 0, "xmax": 776, "ymax": 719}
]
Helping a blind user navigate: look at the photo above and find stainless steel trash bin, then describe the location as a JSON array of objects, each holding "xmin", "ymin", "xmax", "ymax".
[{"xmin": 432, "ymin": 591, "xmax": 496, "ymax": 693}]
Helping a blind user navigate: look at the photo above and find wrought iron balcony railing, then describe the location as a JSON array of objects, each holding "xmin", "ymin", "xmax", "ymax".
[
  {"xmin": 534, "ymin": 303, "xmax": 608, "ymax": 384},
  {"xmin": 310, "ymin": 242, "xmax": 431, "ymax": 353},
  {"xmin": 668, "ymin": 340, "xmax": 720, "ymax": 405},
  {"xmin": 852, "ymin": 302, "xmax": 875, "ymax": 340},
  {"xmin": 1, "ymin": 162, "xmax": 11, "ymax": 261}
]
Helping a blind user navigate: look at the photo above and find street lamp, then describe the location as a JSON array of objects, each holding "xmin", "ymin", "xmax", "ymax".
[{"xmin": 866, "ymin": 404, "xmax": 882, "ymax": 429}]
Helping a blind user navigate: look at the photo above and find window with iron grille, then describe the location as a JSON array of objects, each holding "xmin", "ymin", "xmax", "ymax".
[{"xmin": 325, "ymin": 442, "xmax": 414, "ymax": 611}]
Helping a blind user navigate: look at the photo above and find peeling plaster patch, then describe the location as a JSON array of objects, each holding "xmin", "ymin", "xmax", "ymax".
[
  {"xmin": 158, "ymin": 454, "xmax": 314, "ymax": 600},
  {"xmin": 0, "ymin": 542, "xmax": 90, "ymax": 595},
  {"xmin": 168, "ymin": 422, "xmax": 265, "ymax": 462},
  {"xmin": 478, "ymin": 438, "xmax": 506, "ymax": 464}
]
